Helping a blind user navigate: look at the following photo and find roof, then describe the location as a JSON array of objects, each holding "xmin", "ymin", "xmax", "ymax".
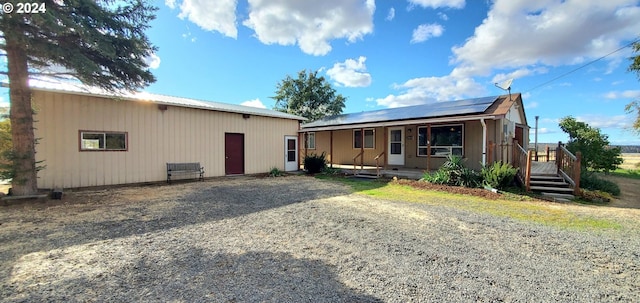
[
  {"xmin": 16, "ymin": 79, "xmax": 306, "ymax": 121},
  {"xmin": 301, "ymin": 93, "xmax": 522, "ymax": 131}
]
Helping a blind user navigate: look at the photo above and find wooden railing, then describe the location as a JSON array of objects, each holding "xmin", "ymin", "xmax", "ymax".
[
  {"xmin": 556, "ymin": 142, "xmax": 581, "ymax": 195},
  {"xmin": 374, "ymin": 151, "xmax": 385, "ymax": 177},
  {"xmin": 353, "ymin": 151, "xmax": 364, "ymax": 175},
  {"xmin": 513, "ymin": 142, "xmax": 533, "ymax": 191}
]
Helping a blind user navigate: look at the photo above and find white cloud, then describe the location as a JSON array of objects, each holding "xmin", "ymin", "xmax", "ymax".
[
  {"xmin": 169, "ymin": 0, "xmax": 238, "ymax": 38},
  {"xmin": 144, "ymin": 53, "xmax": 161, "ymax": 69},
  {"xmin": 410, "ymin": 23, "xmax": 444, "ymax": 44},
  {"xmin": 376, "ymin": 75, "xmax": 485, "ymax": 108},
  {"xmin": 438, "ymin": 12, "xmax": 449, "ymax": 20},
  {"xmin": 576, "ymin": 114, "xmax": 632, "ymax": 129},
  {"xmin": 240, "ymin": 98, "xmax": 266, "ymax": 109},
  {"xmin": 243, "ymin": 0, "xmax": 375, "ymax": 56},
  {"xmin": 491, "ymin": 67, "xmax": 548, "ymax": 83},
  {"xmin": 408, "ymin": 0, "xmax": 465, "ymax": 9},
  {"xmin": 386, "ymin": 7, "xmax": 396, "ymax": 21},
  {"xmin": 451, "ymin": 0, "xmax": 640, "ymax": 78},
  {"xmin": 165, "ymin": 0, "xmax": 176, "ymax": 9},
  {"xmin": 604, "ymin": 90, "xmax": 640, "ymax": 99},
  {"xmin": 326, "ymin": 56, "xmax": 372, "ymax": 87}
]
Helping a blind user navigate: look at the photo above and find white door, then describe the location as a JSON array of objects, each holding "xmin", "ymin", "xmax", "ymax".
[
  {"xmin": 284, "ymin": 136, "xmax": 298, "ymax": 171},
  {"xmin": 388, "ymin": 127, "xmax": 404, "ymax": 165}
]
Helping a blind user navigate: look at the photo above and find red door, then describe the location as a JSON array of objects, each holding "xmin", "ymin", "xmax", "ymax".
[
  {"xmin": 225, "ymin": 133, "xmax": 244, "ymax": 175},
  {"xmin": 514, "ymin": 125, "xmax": 524, "ymax": 147}
]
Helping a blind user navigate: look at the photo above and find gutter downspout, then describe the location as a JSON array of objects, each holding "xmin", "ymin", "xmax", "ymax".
[{"xmin": 480, "ymin": 118, "xmax": 487, "ymax": 166}]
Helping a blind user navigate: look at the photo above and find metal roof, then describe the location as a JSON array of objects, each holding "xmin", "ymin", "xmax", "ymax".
[
  {"xmin": 302, "ymin": 95, "xmax": 499, "ymax": 128},
  {"xmin": 20, "ymin": 79, "xmax": 306, "ymax": 121}
]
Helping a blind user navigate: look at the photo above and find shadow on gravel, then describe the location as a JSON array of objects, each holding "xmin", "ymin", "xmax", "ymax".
[
  {"xmin": 0, "ymin": 177, "xmax": 351, "ymax": 276},
  {"xmin": 6, "ymin": 250, "xmax": 382, "ymax": 302}
]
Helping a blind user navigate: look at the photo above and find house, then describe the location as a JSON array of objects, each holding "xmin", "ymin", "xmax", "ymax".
[
  {"xmin": 299, "ymin": 93, "xmax": 529, "ymax": 172},
  {"xmin": 28, "ymin": 81, "xmax": 305, "ymax": 189}
]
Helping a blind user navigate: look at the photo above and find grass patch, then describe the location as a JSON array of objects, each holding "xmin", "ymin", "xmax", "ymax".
[
  {"xmin": 609, "ymin": 169, "xmax": 640, "ymax": 180},
  {"xmin": 319, "ymin": 175, "xmax": 622, "ymax": 231}
]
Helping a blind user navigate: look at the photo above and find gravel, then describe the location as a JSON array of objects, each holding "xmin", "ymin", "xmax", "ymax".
[{"xmin": 1, "ymin": 175, "xmax": 639, "ymax": 302}]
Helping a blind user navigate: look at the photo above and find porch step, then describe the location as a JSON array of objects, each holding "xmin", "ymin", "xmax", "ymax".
[
  {"xmin": 530, "ymin": 175, "xmax": 564, "ymax": 181},
  {"xmin": 352, "ymin": 174, "xmax": 380, "ymax": 179},
  {"xmin": 530, "ymin": 186, "xmax": 574, "ymax": 193},
  {"xmin": 541, "ymin": 192, "xmax": 575, "ymax": 201},
  {"xmin": 530, "ymin": 180, "xmax": 569, "ymax": 187}
]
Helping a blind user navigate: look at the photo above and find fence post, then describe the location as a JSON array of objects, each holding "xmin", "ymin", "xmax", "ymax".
[
  {"xmin": 574, "ymin": 151, "xmax": 581, "ymax": 195},
  {"xmin": 545, "ymin": 146, "xmax": 550, "ymax": 162}
]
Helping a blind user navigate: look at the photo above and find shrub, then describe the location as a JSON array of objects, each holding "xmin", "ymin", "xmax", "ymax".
[
  {"xmin": 421, "ymin": 169, "xmax": 450, "ymax": 184},
  {"xmin": 481, "ymin": 161, "xmax": 518, "ymax": 190},
  {"xmin": 579, "ymin": 189, "xmax": 613, "ymax": 203},
  {"xmin": 268, "ymin": 167, "xmax": 283, "ymax": 177},
  {"xmin": 422, "ymin": 155, "xmax": 481, "ymax": 188},
  {"xmin": 580, "ymin": 171, "xmax": 620, "ymax": 196},
  {"xmin": 457, "ymin": 167, "xmax": 482, "ymax": 188},
  {"xmin": 304, "ymin": 152, "xmax": 327, "ymax": 174}
]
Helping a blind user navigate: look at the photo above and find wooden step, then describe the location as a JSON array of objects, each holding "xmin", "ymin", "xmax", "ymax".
[
  {"xmin": 541, "ymin": 192, "xmax": 575, "ymax": 201},
  {"xmin": 530, "ymin": 186, "xmax": 574, "ymax": 193},
  {"xmin": 530, "ymin": 175, "xmax": 564, "ymax": 181},
  {"xmin": 530, "ymin": 180, "xmax": 569, "ymax": 187},
  {"xmin": 352, "ymin": 174, "xmax": 379, "ymax": 179}
]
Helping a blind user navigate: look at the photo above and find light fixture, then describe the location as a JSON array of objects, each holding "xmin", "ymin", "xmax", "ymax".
[{"xmin": 242, "ymin": 114, "xmax": 251, "ymax": 119}]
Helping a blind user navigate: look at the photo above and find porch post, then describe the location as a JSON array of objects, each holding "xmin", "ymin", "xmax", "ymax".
[
  {"xmin": 383, "ymin": 126, "xmax": 388, "ymax": 169},
  {"xmin": 360, "ymin": 127, "xmax": 364, "ymax": 169},
  {"xmin": 330, "ymin": 130, "xmax": 333, "ymax": 168},
  {"xmin": 427, "ymin": 124, "xmax": 431, "ymax": 171}
]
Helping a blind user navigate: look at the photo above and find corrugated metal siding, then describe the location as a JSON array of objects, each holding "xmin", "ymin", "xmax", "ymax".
[{"xmin": 33, "ymin": 91, "xmax": 300, "ymax": 189}]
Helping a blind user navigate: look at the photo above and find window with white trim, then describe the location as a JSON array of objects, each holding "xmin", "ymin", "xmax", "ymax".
[
  {"xmin": 305, "ymin": 132, "xmax": 316, "ymax": 149},
  {"xmin": 80, "ymin": 131, "xmax": 127, "ymax": 151},
  {"xmin": 417, "ymin": 124, "xmax": 463, "ymax": 157},
  {"xmin": 354, "ymin": 129, "xmax": 375, "ymax": 149}
]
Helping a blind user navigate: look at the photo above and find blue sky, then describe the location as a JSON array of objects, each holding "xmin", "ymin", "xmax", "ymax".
[{"xmin": 3, "ymin": 0, "xmax": 640, "ymax": 145}]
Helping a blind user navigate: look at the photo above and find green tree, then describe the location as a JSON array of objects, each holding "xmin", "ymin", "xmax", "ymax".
[
  {"xmin": 625, "ymin": 100, "xmax": 640, "ymax": 134},
  {"xmin": 559, "ymin": 116, "xmax": 622, "ymax": 172},
  {"xmin": 0, "ymin": 1, "xmax": 158, "ymax": 196},
  {"xmin": 273, "ymin": 70, "xmax": 346, "ymax": 121}
]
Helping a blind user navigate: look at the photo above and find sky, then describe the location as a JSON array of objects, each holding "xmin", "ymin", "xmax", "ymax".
[{"xmin": 2, "ymin": 0, "xmax": 640, "ymax": 145}]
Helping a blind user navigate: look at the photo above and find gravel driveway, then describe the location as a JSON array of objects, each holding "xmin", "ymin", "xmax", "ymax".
[{"xmin": 1, "ymin": 176, "xmax": 639, "ymax": 302}]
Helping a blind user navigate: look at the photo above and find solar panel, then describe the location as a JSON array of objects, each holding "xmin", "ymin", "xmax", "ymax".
[{"xmin": 303, "ymin": 96, "xmax": 499, "ymax": 128}]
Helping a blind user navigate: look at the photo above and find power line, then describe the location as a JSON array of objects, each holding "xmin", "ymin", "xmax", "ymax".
[{"xmin": 524, "ymin": 38, "xmax": 640, "ymax": 93}]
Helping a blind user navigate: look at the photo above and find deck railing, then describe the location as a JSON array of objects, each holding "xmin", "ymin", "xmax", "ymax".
[
  {"xmin": 353, "ymin": 151, "xmax": 364, "ymax": 175},
  {"xmin": 556, "ymin": 142, "xmax": 581, "ymax": 195},
  {"xmin": 513, "ymin": 142, "xmax": 533, "ymax": 191},
  {"xmin": 374, "ymin": 151, "xmax": 385, "ymax": 177}
]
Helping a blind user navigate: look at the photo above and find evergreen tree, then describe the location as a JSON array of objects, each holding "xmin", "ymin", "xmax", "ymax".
[
  {"xmin": 273, "ymin": 70, "xmax": 346, "ymax": 121},
  {"xmin": 0, "ymin": 0, "xmax": 157, "ymax": 195}
]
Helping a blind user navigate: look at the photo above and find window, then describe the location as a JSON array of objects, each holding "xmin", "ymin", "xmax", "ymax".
[
  {"xmin": 80, "ymin": 131, "xmax": 127, "ymax": 151},
  {"xmin": 354, "ymin": 129, "xmax": 375, "ymax": 149},
  {"xmin": 417, "ymin": 124, "xmax": 463, "ymax": 157},
  {"xmin": 305, "ymin": 132, "xmax": 316, "ymax": 149}
]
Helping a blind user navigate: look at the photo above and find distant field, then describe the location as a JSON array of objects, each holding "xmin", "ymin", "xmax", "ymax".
[{"xmin": 621, "ymin": 153, "xmax": 640, "ymax": 170}]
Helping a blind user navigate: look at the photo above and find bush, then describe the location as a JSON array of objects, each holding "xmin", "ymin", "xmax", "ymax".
[
  {"xmin": 422, "ymin": 169, "xmax": 450, "ymax": 184},
  {"xmin": 579, "ymin": 189, "xmax": 613, "ymax": 203},
  {"xmin": 481, "ymin": 161, "xmax": 518, "ymax": 190},
  {"xmin": 421, "ymin": 155, "xmax": 481, "ymax": 188},
  {"xmin": 268, "ymin": 167, "xmax": 283, "ymax": 177},
  {"xmin": 304, "ymin": 152, "xmax": 327, "ymax": 174},
  {"xmin": 580, "ymin": 171, "xmax": 620, "ymax": 196}
]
